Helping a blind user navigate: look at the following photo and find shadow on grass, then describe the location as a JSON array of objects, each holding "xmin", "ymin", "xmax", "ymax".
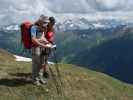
[
  {"xmin": 10, "ymin": 73, "xmax": 31, "ymax": 78},
  {"xmin": 0, "ymin": 73, "xmax": 32, "ymax": 87}
]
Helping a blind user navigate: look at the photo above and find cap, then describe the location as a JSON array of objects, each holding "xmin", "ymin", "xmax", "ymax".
[{"xmin": 39, "ymin": 15, "xmax": 50, "ymax": 23}]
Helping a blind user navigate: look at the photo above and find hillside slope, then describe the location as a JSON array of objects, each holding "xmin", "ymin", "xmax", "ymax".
[{"xmin": 0, "ymin": 49, "xmax": 133, "ymax": 100}]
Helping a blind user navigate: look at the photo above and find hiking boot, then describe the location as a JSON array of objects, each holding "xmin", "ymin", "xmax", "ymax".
[
  {"xmin": 39, "ymin": 78, "xmax": 47, "ymax": 84},
  {"xmin": 33, "ymin": 80, "xmax": 41, "ymax": 86},
  {"xmin": 43, "ymin": 72, "xmax": 49, "ymax": 78},
  {"xmin": 39, "ymin": 72, "xmax": 47, "ymax": 84},
  {"xmin": 32, "ymin": 77, "xmax": 42, "ymax": 86}
]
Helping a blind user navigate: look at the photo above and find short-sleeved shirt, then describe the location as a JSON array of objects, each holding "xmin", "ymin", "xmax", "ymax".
[{"xmin": 31, "ymin": 25, "xmax": 42, "ymax": 38}]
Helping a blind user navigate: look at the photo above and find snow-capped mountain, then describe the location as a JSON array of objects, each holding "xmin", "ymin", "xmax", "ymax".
[
  {"xmin": 1, "ymin": 18, "xmax": 133, "ymax": 32},
  {"xmin": 56, "ymin": 18, "xmax": 125, "ymax": 31}
]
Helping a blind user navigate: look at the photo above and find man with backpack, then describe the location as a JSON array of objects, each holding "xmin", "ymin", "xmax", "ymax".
[
  {"xmin": 21, "ymin": 15, "xmax": 52, "ymax": 85},
  {"xmin": 30, "ymin": 15, "xmax": 54, "ymax": 85}
]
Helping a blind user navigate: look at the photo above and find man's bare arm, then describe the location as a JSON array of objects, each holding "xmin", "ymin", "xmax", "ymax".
[{"xmin": 32, "ymin": 37, "xmax": 49, "ymax": 48}]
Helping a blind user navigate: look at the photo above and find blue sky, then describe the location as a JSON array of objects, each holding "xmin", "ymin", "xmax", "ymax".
[{"xmin": 0, "ymin": 0, "xmax": 133, "ymax": 26}]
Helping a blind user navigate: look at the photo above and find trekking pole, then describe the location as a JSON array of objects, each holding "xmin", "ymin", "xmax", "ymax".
[
  {"xmin": 51, "ymin": 46, "xmax": 65, "ymax": 96},
  {"xmin": 47, "ymin": 45, "xmax": 64, "ymax": 96},
  {"xmin": 48, "ymin": 65, "xmax": 61, "ymax": 95}
]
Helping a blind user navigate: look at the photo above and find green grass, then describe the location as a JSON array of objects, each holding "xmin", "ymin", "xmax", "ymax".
[{"xmin": 0, "ymin": 49, "xmax": 133, "ymax": 100}]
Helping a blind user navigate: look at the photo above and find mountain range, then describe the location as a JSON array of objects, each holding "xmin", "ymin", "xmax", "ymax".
[{"xmin": 2, "ymin": 19, "xmax": 133, "ymax": 32}]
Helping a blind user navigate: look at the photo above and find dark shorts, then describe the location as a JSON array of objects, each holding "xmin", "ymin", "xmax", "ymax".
[{"xmin": 41, "ymin": 48, "xmax": 51, "ymax": 56}]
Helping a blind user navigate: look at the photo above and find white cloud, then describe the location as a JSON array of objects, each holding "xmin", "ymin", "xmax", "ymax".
[
  {"xmin": 95, "ymin": 0, "xmax": 133, "ymax": 11},
  {"xmin": 0, "ymin": 0, "xmax": 133, "ymax": 26}
]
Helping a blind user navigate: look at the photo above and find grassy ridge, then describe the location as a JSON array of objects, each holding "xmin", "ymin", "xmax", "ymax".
[{"xmin": 0, "ymin": 49, "xmax": 133, "ymax": 100}]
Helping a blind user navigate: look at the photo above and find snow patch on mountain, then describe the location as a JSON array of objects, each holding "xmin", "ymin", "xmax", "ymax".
[
  {"xmin": 93, "ymin": 23, "xmax": 105, "ymax": 28},
  {"xmin": 3, "ymin": 25, "xmax": 19, "ymax": 31},
  {"xmin": 14, "ymin": 55, "xmax": 54, "ymax": 64},
  {"xmin": 14, "ymin": 55, "xmax": 31, "ymax": 62}
]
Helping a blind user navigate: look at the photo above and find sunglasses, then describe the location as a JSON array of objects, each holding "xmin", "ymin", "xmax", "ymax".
[{"xmin": 42, "ymin": 22, "xmax": 49, "ymax": 27}]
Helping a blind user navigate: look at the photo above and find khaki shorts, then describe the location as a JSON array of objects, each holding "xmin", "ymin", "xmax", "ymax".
[{"xmin": 32, "ymin": 47, "xmax": 51, "ymax": 64}]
